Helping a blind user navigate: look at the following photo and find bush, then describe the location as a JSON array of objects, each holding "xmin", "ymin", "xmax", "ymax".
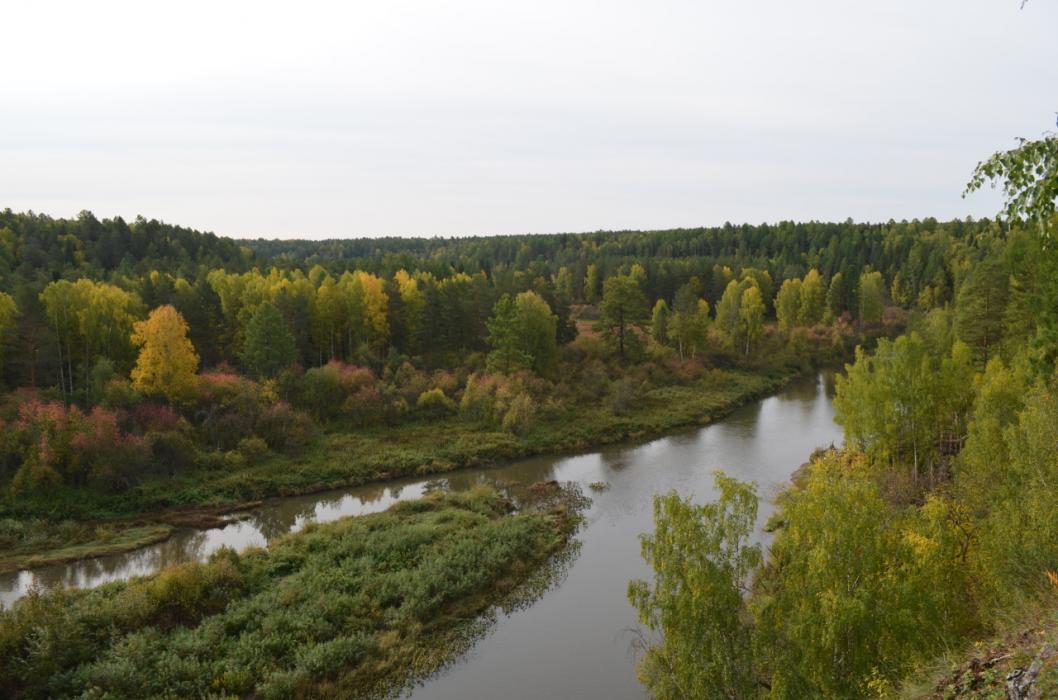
[
  {"xmin": 131, "ymin": 404, "xmax": 187, "ymax": 434},
  {"xmin": 237, "ymin": 436, "xmax": 269, "ymax": 461},
  {"xmin": 223, "ymin": 450, "xmax": 247, "ymax": 471},
  {"xmin": 148, "ymin": 430, "xmax": 198, "ymax": 477},
  {"xmin": 342, "ymin": 384, "xmax": 385, "ymax": 425},
  {"xmin": 460, "ymin": 373, "xmax": 500, "ymax": 423},
  {"xmin": 416, "ymin": 388, "xmax": 456, "ymax": 417},
  {"xmin": 255, "ymin": 402, "xmax": 314, "ymax": 453},
  {"xmin": 608, "ymin": 377, "xmax": 640, "ymax": 416},
  {"xmin": 501, "ymin": 393, "xmax": 537, "ymax": 435},
  {"xmin": 102, "ymin": 379, "xmax": 142, "ymax": 410}
]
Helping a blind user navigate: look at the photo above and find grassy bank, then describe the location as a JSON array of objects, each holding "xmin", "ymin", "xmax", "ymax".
[
  {"xmin": 0, "ymin": 523, "xmax": 174, "ymax": 575},
  {"xmin": 0, "ymin": 367, "xmax": 791, "ymax": 570},
  {"xmin": 0, "ymin": 484, "xmax": 584, "ymax": 699}
]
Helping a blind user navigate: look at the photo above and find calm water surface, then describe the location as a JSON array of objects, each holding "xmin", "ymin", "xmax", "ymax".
[{"xmin": 0, "ymin": 373, "xmax": 841, "ymax": 699}]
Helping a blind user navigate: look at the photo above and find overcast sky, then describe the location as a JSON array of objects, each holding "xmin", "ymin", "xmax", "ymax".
[{"xmin": 2, "ymin": 0, "xmax": 1055, "ymax": 239}]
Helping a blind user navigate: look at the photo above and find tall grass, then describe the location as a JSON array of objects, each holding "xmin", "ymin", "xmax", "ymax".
[{"xmin": 0, "ymin": 485, "xmax": 582, "ymax": 699}]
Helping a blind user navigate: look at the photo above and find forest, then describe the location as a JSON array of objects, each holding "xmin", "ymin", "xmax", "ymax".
[
  {"xmin": 628, "ymin": 134, "xmax": 1058, "ymax": 698},
  {"xmin": 0, "ymin": 131, "xmax": 1055, "ymax": 697}
]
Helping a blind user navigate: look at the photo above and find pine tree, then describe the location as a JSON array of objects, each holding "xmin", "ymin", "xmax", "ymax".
[
  {"xmin": 241, "ymin": 301, "xmax": 298, "ymax": 378},
  {"xmin": 597, "ymin": 274, "xmax": 649, "ymax": 360},
  {"xmin": 486, "ymin": 294, "xmax": 529, "ymax": 373},
  {"xmin": 954, "ymin": 258, "xmax": 1009, "ymax": 368}
]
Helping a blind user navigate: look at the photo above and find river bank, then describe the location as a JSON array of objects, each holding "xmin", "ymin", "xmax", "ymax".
[
  {"xmin": 3, "ymin": 372, "xmax": 842, "ymax": 698},
  {"xmin": 0, "ymin": 484, "xmax": 586, "ymax": 699},
  {"xmin": 1, "ymin": 367, "xmax": 794, "ymax": 574}
]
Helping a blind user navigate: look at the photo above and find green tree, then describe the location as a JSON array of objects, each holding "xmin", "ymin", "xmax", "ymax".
[
  {"xmin": 798, "ymin": 268, "xmax": 825, "ymax": 326},
  {"xmin": 486, "ymin": 291, "xmax": 557, "ymax": 375},
  {"xmin": 39, "ymin": 280, "xmax": 139, "ymax": 400},
  {"xmin": 513, "ymin": 290, "xmax": 559, "ymax": 375},
  {"xmin": 584, "ymin": 264, "xmax": 601, "ymax": 304},
  {"xmin": 597, "ymin": 274, "xmax": 649, "ymax": 360},
  {"xmin": 715, "ymin": 280, "xmax": 743, "ymax": 348},
  {"xmin": 738, "ymin": 286, "xmax": 765, "ymax": 356},
  {"xmin": 629, "ymin": 473, "xmax": 761, "ymax": 700},
  {"xmin": 668, "ymin": 282, "xmax": 708, "ymax": 359},
  {"xmin": 966, "ymin": 134, "xmax": 1057, "ymax": 237},
  {"xmin": 486, "ymin": 294, "xmax": 528, "ymax": 374},
  {"xmin": 755, "ymin": 453, "xmax": 976, "ymax": 698},
  {"xmin": 954, "ymin": 257, "xmax": 1008, "ymax": 368},
  {"xmin": 857, "ymin": 270, "xmax": 885, "ymax": 325},
  {"xmin": 241, "ymin": 301, "xmax": 297, "ymax": 378},
  {"xmin": 826, "ymin": 270, "xmax": 847, "ymax": 320},
  {"xmin": 975, "ymin": 386, "xmax": 1058, "ymax": 596},
  {"xmin": 553, "ymin": 266, "xmax": 574, "ymax": 303},
  {"xmin": 0, "ymin": 292, "xmax": 17, "ymax": 382},
  {"xmin": 651, "ymin": 299, "xmax": 671, "ymax": 346},
  {"xmin": 775, "ymin": 278, "xmax": 802, "ymax": 333},
  {"xmin": 835, "ymin": 334, "xmax": 974, "ymax": 486},
  {"xmin": 954, "ymin": 356, "xmax": 1032, "ymax": 515}
]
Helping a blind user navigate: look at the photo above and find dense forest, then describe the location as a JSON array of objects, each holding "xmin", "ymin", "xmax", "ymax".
[{"xmin": 0, "ymin": 131, "xmax": 1055, "ymax": 697}]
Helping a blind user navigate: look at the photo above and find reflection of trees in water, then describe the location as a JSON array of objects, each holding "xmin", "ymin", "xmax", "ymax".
[
  {"xmin": 249, "ymin": 505, "xmax": 306, "ymax": 541},
  {"xmin": 350, "ymin": 483, "xmax": 387, "ymax": 505},
  {"xmin": 775, "ymin": 375, "xmax": 821, "ymax": 403},
  {"xmin": 29, "ymin": 530, "xmax": 212, "ymax": 595},
  {"xmin": 822, "ymin": 369, "xmax": 838, "ymax": 397},
  {"xmin": 722, "ymin": 399, "xmax": 763, "ymax": 442},
  {"xmin": 599, "ymin": 448, "xmax": 632, "ymax": 474}
]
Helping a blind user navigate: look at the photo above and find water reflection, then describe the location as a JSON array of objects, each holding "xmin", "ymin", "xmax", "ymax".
[{"xmin": 0, "ymin": 371, "xmax": 841, "ymax": 645}]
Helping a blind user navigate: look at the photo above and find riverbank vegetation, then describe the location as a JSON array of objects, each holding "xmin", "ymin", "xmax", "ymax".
[
  {"xmin": 0, "ymin": 483, "xmax": 584, "ymax": 699},
  {"xmin": 0, "ymin": 144, "xmax": 1040, "ymax": 695},
  {"xmin": 0, "ymin": 205, "xmax": 924, "ymax": 556},
  {"xmin": 629, "ymin": 134, "xmax": 1058, "ymax": 698}
]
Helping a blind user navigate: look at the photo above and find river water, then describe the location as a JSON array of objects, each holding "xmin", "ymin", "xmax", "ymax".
[{"xmin": 0, "ymin": 372, "xmax": 841, "ymax": 698}]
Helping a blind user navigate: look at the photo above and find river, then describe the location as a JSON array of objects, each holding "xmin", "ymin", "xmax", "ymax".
[{"xmin": 0, "ymin": 372, "xmax": 841, "ymax": 698}]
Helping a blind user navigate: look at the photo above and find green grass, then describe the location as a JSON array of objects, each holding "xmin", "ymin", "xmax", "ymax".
[{"xmin": 0, "ymin": 484, "xmax": 583, "ymax": 699}]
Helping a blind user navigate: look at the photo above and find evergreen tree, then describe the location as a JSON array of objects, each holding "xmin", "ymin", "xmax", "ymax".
[
  {"xmin": 241, "ymin": 301, "xmax": 297, "ymax": 378},
  {"xmin": 857, "ymin": 271, "xmax": 885, "ymax": 325},
  {"xmin": 597, "ymin": 274, "xmax": 649, "ymax": 360},
  {"xmin": 954, "ymin": 257, "xmax": 1008, "ymax": 368},
  {"xmin": 486, "ymin": 294, "xmax": 529, "ymax": 373}
]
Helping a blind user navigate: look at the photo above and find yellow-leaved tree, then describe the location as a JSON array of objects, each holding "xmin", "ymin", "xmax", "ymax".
[{"xmin": 130, "ymin": 305, "xmax": 199, "ymax": 403}]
